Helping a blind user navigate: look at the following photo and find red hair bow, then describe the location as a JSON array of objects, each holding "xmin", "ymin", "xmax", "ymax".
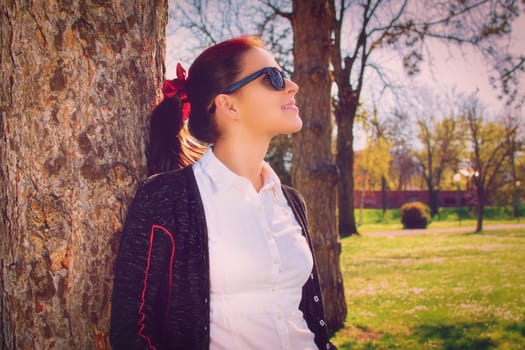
[{"xmin": 162, "ymin": 63, "xmax": 190, "ymax": 121}]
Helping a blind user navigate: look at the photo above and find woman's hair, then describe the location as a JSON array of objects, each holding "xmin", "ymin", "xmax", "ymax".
[{"xmin": 147, "ymin": 35, "xmax": 266, "ymax": 176}]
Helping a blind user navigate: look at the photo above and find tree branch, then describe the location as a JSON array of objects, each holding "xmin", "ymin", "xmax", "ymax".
[{"xmin": 261, "ymin": 0, "xmax": 293, "ymax": 20}]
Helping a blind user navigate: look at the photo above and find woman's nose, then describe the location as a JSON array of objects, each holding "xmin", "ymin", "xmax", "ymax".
[{"xmin": 286, "ymin": 78, "xmax": 299, "ymax": 94}]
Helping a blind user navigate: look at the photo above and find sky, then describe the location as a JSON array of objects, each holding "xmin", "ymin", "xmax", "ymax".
[
  {"xmin": 351, "ymin": 13, "xmax": 525, "ymax": 149},
  {"xmin": 166, "ymin": 2, "xmax": 525, "ymax": 150},
  {"xmin": 400, "ymin": 14, "xmax": 525, "ymax": 115}
]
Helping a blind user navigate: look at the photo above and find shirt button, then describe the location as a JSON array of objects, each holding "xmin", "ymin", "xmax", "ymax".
[
  {"xmin": 273, "ymin": 259, "xmax": 279, "ymax": 265},
  {"xmin": 314, "ymin": 295, "xmax": 320, "ymax": 302},
  {"xmin": 326, "ymin": 343, "xmax": 331, "ymax": 349},
  {"xmin": 319, "ymin": 320, "xmax": 326, "ymax": 326}
]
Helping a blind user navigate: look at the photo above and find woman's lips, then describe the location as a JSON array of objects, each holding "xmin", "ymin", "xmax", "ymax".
[{"xmin": 282, "ymin": 101, "xmax": 298, "ymax": 111}]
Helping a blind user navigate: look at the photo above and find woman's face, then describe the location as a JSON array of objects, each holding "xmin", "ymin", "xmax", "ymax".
[{"xmin": 225, "ymin": 47, "xmax": 302, "ymax": 139}]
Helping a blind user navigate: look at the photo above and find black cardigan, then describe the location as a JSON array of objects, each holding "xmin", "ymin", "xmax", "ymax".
[{"xmin": 110, "ymin": 166, "xmax": 335, "ymax": 350}]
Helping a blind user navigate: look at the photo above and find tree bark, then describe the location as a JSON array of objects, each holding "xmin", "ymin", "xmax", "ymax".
[
  {"xmin": 476, "ymin": 187, "xmax": 485, "ymax": 233},
  {"xmin": 1, "ymin": 1, "xmax": 167, "ymax": 348},
  {"xmin": 430, "ymin": 189, "xmax": 440, "ymax": 218},
  {"xmin": 336, "ymin": 93, "xmax": 359, "ymax": 236},
  {"xmin": 426, "ymin": 186, "xmax": 438, "ymax": 218},
  {"xmin": 290, "ymin": 0, "xmax": 346, "ymax": 333}
]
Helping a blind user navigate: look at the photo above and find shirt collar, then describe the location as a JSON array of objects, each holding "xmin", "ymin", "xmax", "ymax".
[
  {"xmin": 260, "ymin": 161, "xmax": 283, "ymax": 198},
  {"xmin": 198, "ymin": 147, "xmax": 282, "ymax": 197}
]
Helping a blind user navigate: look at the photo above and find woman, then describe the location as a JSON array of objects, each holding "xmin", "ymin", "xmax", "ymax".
[{"xmin": 110, "ymin": 36, "xmax": 335, "ymax": 350}]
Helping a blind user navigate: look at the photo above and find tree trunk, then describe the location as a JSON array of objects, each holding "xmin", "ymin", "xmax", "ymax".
[
  {"xmin": 1, "ymin": 1, "xmax": 167, "ymax": 349},
  {"xmin": 381, "ymin": 175, "xmax": 387, "ymax": 217},
  {"xmin": 430, "ymin": 189, "xmax": 439, "ymax": 218},
  {"xmin": 290, "ymin": 0, "xmax": 346, "ymax": 333},
  {"xmin": 336, "ymin": 94, "xmax": 359, "ymax": 236},
  {"xmin": 428, "ymin": 187, "xmax": 439, "ymax": 217},
  {"xmin": 476, "ymin": 189, "xmax": 485, "ymax": 233}
]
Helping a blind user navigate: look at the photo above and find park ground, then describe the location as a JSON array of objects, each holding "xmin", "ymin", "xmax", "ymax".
[{"xmin": 330, "ymin": 219, "xmax": 525, "ymax": 349}]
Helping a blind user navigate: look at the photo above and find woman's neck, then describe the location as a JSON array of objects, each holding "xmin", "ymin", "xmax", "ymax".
[{"xmin": 212, "ymin": 137, "xmax": 270, "ymax": 192}]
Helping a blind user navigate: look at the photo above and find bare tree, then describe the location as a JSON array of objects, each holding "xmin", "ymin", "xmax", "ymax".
[
  {"xmin": 506, "ymin": 114, "xmax": 525, "ymax": 217},
  {"xmin": 1, "ymin": 1, "xmax": 167, "ymax": 348},
  {"xmin": 169, "ymin": 0, "xmax": 294, "ymax": 69},
  {"xmin": 387, "ymin": 109, "xmax": 420, "ymax": 191},
  {"xmin": 390, "ymin": 146, "xmax": 421, "ymax": 190},
  {"xmin": 463, "ymin": 99, "xmax": 519, "ymax": 232},
  {"xmin": 415, "ymin": 114, "xmax": 464, "ymax": 216}
]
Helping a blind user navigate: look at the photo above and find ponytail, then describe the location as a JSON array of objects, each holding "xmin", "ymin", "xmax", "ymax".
[
  {"xmin": 147, "ymin": 64, "xmax": 206, "ymax": 176},
  {"xmin": 147, "ymin": 36, "xmax": 266, "ymax": 175}
]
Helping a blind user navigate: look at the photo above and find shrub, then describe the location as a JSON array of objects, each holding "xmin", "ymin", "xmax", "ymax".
[{"xmin": 400, "ymin": 201, "xmax": 432, "ymax": 229}]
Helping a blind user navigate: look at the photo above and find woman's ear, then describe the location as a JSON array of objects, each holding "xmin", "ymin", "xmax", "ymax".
[{"xmin": 214, "ymin": 94, "xmax": 239, "ymax": 121}]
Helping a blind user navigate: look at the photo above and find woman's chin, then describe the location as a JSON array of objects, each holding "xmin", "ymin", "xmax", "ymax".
[{"xmin": 282, "ymin": 116, "xmax": 303, "ymax": 134}]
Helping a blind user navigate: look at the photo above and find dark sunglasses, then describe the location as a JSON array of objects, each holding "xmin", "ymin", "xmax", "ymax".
[{"xmin": 222, "ymin": 67, "xmax": 287, "ymax": 94}]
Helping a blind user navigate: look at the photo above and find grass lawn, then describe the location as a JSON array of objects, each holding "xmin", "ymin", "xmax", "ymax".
[
  {"xmin": 330, "ymin": 228, "xmax": 525, "ymax": 349},
  {"xmin": 358, "ymin": 219, "xmax": 523, "ymax": 234},
  {"xmin": 354, "ymin": 207, "xmax": 524, "ymax": 233}
]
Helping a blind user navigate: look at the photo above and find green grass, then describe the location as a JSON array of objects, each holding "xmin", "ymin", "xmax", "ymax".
[
  {"xmin": 355, "ymin": 206, "xmax": 525, "ymax": 226},
  {"xmin": 358, "ymin": 219, "xmax": 522, "ymax": 234},
  {"xmin": 355, "ymin": 206, "xmax": 524, "ymax": 233},
  {"xmin": 330, "ymin": 228, "xmax": 525, "ymax": 349}
]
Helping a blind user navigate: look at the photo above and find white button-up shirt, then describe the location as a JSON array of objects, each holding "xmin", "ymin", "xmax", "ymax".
[{"xmin": 193, "ymin": 148, "xmax": 318, "ymax": 350}]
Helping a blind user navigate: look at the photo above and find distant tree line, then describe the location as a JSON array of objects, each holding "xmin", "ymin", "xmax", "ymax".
[{"xmin": 354, "ymin": 93, "xmax": 524, "ymax": 232}]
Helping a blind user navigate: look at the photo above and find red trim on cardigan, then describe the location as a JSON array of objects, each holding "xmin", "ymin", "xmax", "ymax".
[{"xmin": 137, "ymin": 225, "xmax": 176, "ymax": 350}]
